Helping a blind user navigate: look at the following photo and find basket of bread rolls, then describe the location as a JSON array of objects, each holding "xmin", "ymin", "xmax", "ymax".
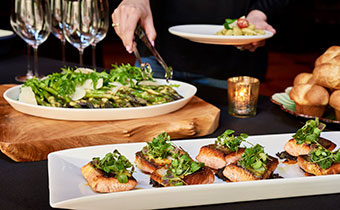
[{"xmin": 273, "ymin": 46, "xmax": 340, "ymax": 123}]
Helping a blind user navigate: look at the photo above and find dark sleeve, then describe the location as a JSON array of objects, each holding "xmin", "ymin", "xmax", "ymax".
[{"xmin": 249, "ymin": 0, "xmax": 291, "ymax": 20}]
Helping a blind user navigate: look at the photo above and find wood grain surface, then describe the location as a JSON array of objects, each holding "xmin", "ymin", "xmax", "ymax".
[{"xmin": 0, "ymin": 84, "xmax": 220, "ymax": 162}]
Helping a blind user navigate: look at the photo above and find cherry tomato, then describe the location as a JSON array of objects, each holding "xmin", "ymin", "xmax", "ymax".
[{"xmin": 237, "ymin": 18, "xmax": 249, "ymax": 28}]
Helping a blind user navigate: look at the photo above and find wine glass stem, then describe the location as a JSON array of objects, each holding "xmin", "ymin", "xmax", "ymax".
[
  {"xmin": 61, "ymin": 39, "xmax": 66, "ymax": 64},
  {"xmin": 26, "ymin": 44, "xmax": 33, "ymax": 77},
  {"xmin": 79, "ymin": 48, "xmax": 84, "ymax": 66},
  {"xmin": 92, "ymin": 44, "xmax": 96, "ymax": 68},
  {"xmin": 33, "ymin": 46, "xmax": 39, "ymax": 77}
]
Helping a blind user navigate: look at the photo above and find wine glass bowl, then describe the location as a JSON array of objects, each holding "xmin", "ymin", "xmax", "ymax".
[
  {"xmin": 50, "ymin": 0, "xmax": 66, "ymax": 62},
  {"xmin": 10, "ymin": 0, "xmax": 51, "ymax": 80},
  {"xmin": 91, "ymin": 0, "xmax": 109, "ymax": 67},
  {"xmin": 63, "ymin": 0, "xmax": 98, "ymax": 66}
]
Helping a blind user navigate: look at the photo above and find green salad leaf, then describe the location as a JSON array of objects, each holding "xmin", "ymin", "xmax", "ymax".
[
  {"xmin": 91, "ymin": 149, "xmax": 134, "ymax": 183},
  {"xmin": 162, "ymin": 152, "xmax": 204, "ymax": 186},
  {"xmin": 142, "ymin": 132, "xmax": 175, "ymax": 159},
  {"xmin": 310, "ymin": 148, "xmax": 340, "ymax": 169},
  {"xmin": 224, "ymin": 18, "xmax": 236, "ymax": 29},
  {"xmin": 108, "ymin": 64, "xmax": 153, "ymax": 86},
  {"xmin": 215, "ymin": 129, "xmax": 247, "ymax": 152},
  {"xmin": 292, "ymin": 118, "xmax": 325, "ymax": 145},
  {"xmin": 238, "ymin": 144, "xmax": 268, "ymax": 176}
]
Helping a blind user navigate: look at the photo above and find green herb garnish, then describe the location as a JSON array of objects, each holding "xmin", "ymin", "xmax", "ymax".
[
  {"xmin": 108, "ymin": 63, "xmax": 153, "ymax": 86},
  {"xmin": 309, "ymin": 148, "xmax": 340, "ymax": 169},
  {"xmin": 142, "ymin": 132, "xmax": 175, "ymax": 159},
  {"xmin": 238, "ymin": 144, "xmax": 268, "ymax": 176},
  {"xmin": 91, "ymin": 149, "xmax": 134, "ymax": 183},
  {"xmin": 162, "ymin": 152, "xmax": 204, "ymax": 186},
  {"xmin": 224, "ymin": 18, "xmax": 236, "ymax": 29},
  {"xmin": 293, "ymin": 118, "xmax": 325, "ymax": 145},
  {"xmin": 215, "ymin": 129, "xmax": 247, "ymax": 152}
]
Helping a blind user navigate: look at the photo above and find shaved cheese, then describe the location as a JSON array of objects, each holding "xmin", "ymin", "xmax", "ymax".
[
  {"xmin": 18, "ymin": 86, "xmax": 38, "ymax": 105},
  {"xmin": 138, "ymin": 80, "xmax": 160, "ymax": 86},
  {"xmin": 78, "ymin": 78, "xmax": 103, "ymax": 90},
  {"xmin": 70, "ymin": 87, "xmax": 86, "ymax": 101},
  {"xmin": 109, "ymin": 81, "xmax": 124, "ymax": 87},
  {"xmin": 96, "ymin": 78, "xmax": 103, "ymax": 89},
  {"xmin": 75, "ymin": 68, "xmax": 94, "ymax": 74}
]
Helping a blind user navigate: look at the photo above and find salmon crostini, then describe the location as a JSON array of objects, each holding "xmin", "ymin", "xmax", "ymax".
[
  {"xmin": 150, "ymin": 151, "xmax": 215, "ymax": 187},
  {"xmin": 222, "ymin": 144, "xmax": 279, "ymax": 182},
  {"xmin": 283, "ymin": 119, "xmax": 336, "ymax": 157},
  {"xmin": 135, "ymin": 132, "xmax": 181, "ymax": 174},
  {"xmin": 284, "ymin": 137, "xmax": 336, "ymax": 157},
  {"xmin": 81, "ymin": 149, "xmax": 137, "ymax": 193},
  {"xmin": 196, "ymin": 130, "xmax": 246, "ymax": 170},
  {"xmin": 297, "ymin": 147, "xmax": 340, "ymax": 176}
]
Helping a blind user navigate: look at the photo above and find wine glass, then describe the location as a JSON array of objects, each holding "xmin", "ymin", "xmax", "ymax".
[
  {"xmin": 50, "ymin": 0, "xmax": 66, "ymax": 63},
  {"xmin": 10, "ymin": 0, "xmax": 51, "ymax": 81},
  {"xmin": 63, "ymin": 0, "xmax": 98, "ymax": 66},
  {"xmin": 91, "ymin": 0, "xmax": 109, "ymax": 67}
]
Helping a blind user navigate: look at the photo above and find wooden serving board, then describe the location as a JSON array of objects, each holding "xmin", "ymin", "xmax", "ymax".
[{"xmin": 0, "ymin": 84, "xmax": 220, "ymax": 162}]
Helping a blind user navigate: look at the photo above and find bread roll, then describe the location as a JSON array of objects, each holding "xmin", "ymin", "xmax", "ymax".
[
  {"xmin": 329, "ymin": 90, "xmax": 340, "ymax": 121},
  {"xmin": 289, "ymin": 84, "xmax": 329, "ymax": 117},
  {"xmin": 315, "ymin": 46, "xmax": 340, "ymax": 66},
  {"xmin": 293, "ymin": 73, "xmax": 315, "ymax": 86},
  {"xmin": 313, "ymin": 63, "xmax": 340, "ymax": 89}
]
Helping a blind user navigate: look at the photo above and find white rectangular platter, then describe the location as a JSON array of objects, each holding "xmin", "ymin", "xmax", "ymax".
[{"xmin": 48, "ymin": 132, "xmax": 340, "ymax": 210}]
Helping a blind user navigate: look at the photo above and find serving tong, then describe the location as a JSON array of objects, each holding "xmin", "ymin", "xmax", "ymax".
[{"xmin": 134, "ymin": 25, "xmax": 173, "ymax": 82}]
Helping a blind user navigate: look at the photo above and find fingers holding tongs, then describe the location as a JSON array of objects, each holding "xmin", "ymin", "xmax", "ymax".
[{"xmin": 134, "ymin": 24, "xmax": 173, "ymax": 82}]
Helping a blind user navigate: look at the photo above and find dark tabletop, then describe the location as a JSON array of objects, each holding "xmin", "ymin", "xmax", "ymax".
[{"xmin": 0, "ymin": 55, "xmax": 339, "ymax": 210}]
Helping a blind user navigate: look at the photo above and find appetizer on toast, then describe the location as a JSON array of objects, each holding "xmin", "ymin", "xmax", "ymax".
[
  {"xmin": 150, "ymin": 151, "xmax": 215, "ymax": 187},
  {"xmin": 297, "ymin": 147, "xmax": 340, "ymax": 175},
  {"xmin": 222, "ymin": 144, "xmax": 279, "ymax": 182},
  {"xmin": 135, "ymin": 132, "xmax": 181, "ymax": 174},
  {"xmin": 81, "ymin": 149, "xmax": 137, "ymax": 193},
  {"xmin": 284, "ymin": 119, "xmax": 336, "ymax": 157},
  {"xmin": 196, "ymin": 130, "xmax": 246, "ymax": 170}
]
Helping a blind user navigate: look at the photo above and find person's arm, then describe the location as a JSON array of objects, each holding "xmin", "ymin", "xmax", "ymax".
[
  {"xmin": 249, "ymin": 0, "xmax": 291, "ymax": 21},
  {"xmin": 111, "ymin": 0, "xmax": 156, "ymax": 53},
  {"xmin": 237, "ymin": 0, "xmax": 290, "ymax": 52}
]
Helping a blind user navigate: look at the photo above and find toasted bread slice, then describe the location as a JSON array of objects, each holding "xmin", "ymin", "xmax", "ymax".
[
  {"xmin": 284, "ymin": 137, "xmax": 336, "ymax": 157},
  {"xmin": 150, "ymin": 166, "xmax": 215, "ymax": 187},
  {"xmin": 297, "ymin": 155, "xmax": 340, "ymax": 176},
  {"xmin": 196, "ymin": 144, "xmax": 245, "ymax": 170},
  {"xmin": 81, "ymin": 163, "xmax": 137, "ymax": 193},
  {"xmin": 222, "ymin": 155, "xmax": 279, "ymax": 182}
]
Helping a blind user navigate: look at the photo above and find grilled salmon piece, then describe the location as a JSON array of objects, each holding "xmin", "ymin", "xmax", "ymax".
[
  {"xmin": 135, "ymin": 151, "xmax": 171, "ymax": 174},
  {"xmin": 297, "ymin": 155, "xmax": 340, "ymax": 176},
  {"xmin": 284, "ymin": 137, "xmax": 336, "ymax": 157},
  {"xmin": 196, "ymin": 144, "xmax": 245, "ymax": 169},
  {"xmin": 150, "ymin": 166, "xmax": 215, "ymax": 187},
  {"xmin": 81, "ymin": 163, "xmax": 137, "ymax": 193},
  {"xmin": 222, "ymin": 155, "xmax": 279, "ymax": 182}
]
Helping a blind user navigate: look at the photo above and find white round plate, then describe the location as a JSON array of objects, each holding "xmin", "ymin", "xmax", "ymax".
[
  {"xmin": 168, "ymin": 24, "xmax": 273, "ymax": 45},
  {"xmin": 3, "ymin": 79, "xmax": 197, "ymax": 121},
  {"xmin": 0, "ymin": 29, "xmax": 15, "ymax": 40}
]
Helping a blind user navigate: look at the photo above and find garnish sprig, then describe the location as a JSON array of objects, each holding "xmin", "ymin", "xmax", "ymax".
[
  {"xmin": 91, "ymin": 149, "xmax": 134, "ymax": 183},
  {"xmin": 142, "ymin": 132, "xmax": 175, "ymax": 159},
  {"xmin": 293, "ymin": 118, "xmax": 325, "ymax": 145},
  {"xmin": 309, "ymin": 148, "xmax": 340, "ymax": 169},
  {"xmin": 108, "ymin": 64, "xmax": 153, "ymax": 87},
  {"xmin": 162, "ymin": 152, "xmax": 204, "ymax": 186},
  {"xmin": 215, "ymin": 129, "xmax": 248, "ymax": 152},
  {"xmin": 238, "ymin": 144, "xmax": 268, "ymax": 176}
]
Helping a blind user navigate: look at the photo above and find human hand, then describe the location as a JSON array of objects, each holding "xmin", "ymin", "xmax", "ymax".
[
  {"xmin": 111, "ymin": 0, "xmax": 156, "ymax": 53},
  {"xmin": 235, "ymin": 10, "xmax": 276, "ymax": 52}
]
